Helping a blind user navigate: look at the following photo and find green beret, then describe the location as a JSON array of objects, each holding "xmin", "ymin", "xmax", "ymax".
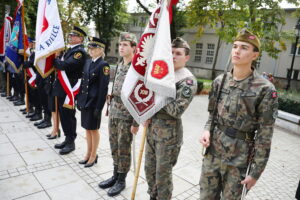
[
  {"xmin": 119, "ymin": 32, "xmax": 137, "ymax": 44},
  {"xmin": 234, "ymin": 28, "xmax": 261, "ymax": 51},
  {"xmin": 172, "ymin": 37, "xmax": 190, "ymax": 50}
]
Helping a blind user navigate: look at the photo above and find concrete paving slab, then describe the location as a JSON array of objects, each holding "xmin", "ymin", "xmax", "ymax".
[
  {"xmin": 0, "ymin": 142, "xmax": 18, "ymax": 156},
  {"xmin": 46, "ymin": 179, "xmax": 99, "ymax": 200},
  {"xmin": 20, "ymin": 148, "xmax": 63, "ymax": 165},
  {"xmin": 0, "ymin": 153, "xmax": 26, "ymax": 171},
  {"xmin": 14, "ymin": 139, "xmax": 49, "ymax": 153},
  {"xmin": 0, "ymin": 174, "xmax": 43, "ymax": 200},
  {"xmin": 34, "ymin": 166, "xmax": 81, "ymax": 189},
  {"xmin": 16, "ymin": 191, "xmax": 50, "ymax": 200}
]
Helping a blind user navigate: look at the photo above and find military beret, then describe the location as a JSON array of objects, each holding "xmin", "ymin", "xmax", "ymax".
[
  {"xmin": 119, "ymin": 32, "xmax": 137, "ymax": 44},
  {"xmin": 88, "ymin": 36, "xmax": 106, "ymax": 49},
  {"xmin": 234, "ymin": 28, "xmax": 261, "ymax": 51},
  {"xmin": 172, "ymin": 37, "xmax": 190, "ymax": 50},
  {"xmin": 69, "ymin": 26, "xmax": 87, "ymax": 37}
]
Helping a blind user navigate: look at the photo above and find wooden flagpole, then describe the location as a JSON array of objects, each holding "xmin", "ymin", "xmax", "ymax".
[{"xmin": 131, "ymin": 126, "xmax": 147, "ymax": 200}]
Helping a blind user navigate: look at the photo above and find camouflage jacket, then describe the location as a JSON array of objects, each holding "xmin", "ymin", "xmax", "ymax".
[
  {"xmin": 205, "ymin": 69, "xmax": 278, "ymax": 180},
  {"xmin": 110, "ymin": 61, "xmax": 138, "ymax": 126},
  {"xmin": 150, "ymin": 68, "xmax": 197, "ymax": 145}
]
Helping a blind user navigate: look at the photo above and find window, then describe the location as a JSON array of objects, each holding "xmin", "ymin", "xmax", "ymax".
[
  {"xmin": 205, "ymin": 43, "xmax": 215, "ymax": 64},
  {"xmin": 290, "ymin": 43, "xmax": 300, "ymax": 55},
  {"xmin": 194, "ymin": 43, "xmax": 203, "ymax": 62}
]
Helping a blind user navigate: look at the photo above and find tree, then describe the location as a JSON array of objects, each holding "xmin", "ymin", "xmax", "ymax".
[
  {"xmin": 135, "ymin": 0, "xmax": 187, "ymax": 39},
  {"xmin": 70, "ymin": 0, "xmax": 130, "ymax": 53},
  {"xmin": 187, "ymin": 0, "xmax": 300, "ymax": 79}
]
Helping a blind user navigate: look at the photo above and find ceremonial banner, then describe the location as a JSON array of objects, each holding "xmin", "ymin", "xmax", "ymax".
[
  {"xmin": 5, "ymin": 2, "xmax": 25, "ymax": 73},
  {"xmin": 0, "ymin": 15, "xmax": 13, "ymax": 68},
  {"xmin": 121, "ymin": 0, "xmax": 178, "ymax": 123},
  {"xmin": 34, "ymin": 0, "xmax": 65, "ymax": 78}
]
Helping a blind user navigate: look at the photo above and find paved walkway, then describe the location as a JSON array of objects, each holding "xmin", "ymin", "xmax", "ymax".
[{"xmin": 0, "ymin": 95, "xmax": 299, "ymax": 200}]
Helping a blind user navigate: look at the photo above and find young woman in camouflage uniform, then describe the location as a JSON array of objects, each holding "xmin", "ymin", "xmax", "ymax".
[{"xmin": 200, "ymin": 29, "xmax": 278, "ymax": 199}]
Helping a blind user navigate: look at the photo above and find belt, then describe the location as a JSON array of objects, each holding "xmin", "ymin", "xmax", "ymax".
[
  {"xmin": 217, "ymin": 125, "xmax": 254, "ymax": 141},
  {"xmin": 155, "ymin": 113, "xmax": 176, "ymax": 120}
]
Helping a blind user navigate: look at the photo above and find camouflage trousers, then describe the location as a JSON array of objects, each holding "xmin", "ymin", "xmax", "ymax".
[
  {"xmin": 108, "ymin": 117, "xmax": 133, "ymax": 173},
  {"xmin": 200, "ymin": 153, "xmax": 247, "ymax": 200},
  {"xmin": 145, "ymin": 118, "xmax": 182, "ymax": 200}
]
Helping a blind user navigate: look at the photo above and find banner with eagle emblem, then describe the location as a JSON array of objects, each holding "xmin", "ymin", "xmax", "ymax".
[{"xmin": 121, "ymin": 0, "xmax": 178, "ymax": 123}]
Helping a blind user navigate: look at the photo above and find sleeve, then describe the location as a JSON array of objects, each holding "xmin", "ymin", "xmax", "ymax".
[
  {"xmin": 204, "ymin": 79, "xmax": 218, "ymax": 131},
  {"xmin": 54, "ymin": 50, "xmax": 85, "ymax": 72},
  {"xmin": 162, "ymin": 78, "xmax": 197, "ymax": 119},
  {"xmin": 250, "ymin": 87, "xmax": 278, "ymax": 180},
  {"xmin": 95, "ymin": 63, "xmax": 110, "ymax": 112}
]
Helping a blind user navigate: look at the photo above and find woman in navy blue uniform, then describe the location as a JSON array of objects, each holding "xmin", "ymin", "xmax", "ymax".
[{"xmin": 77, "ymin": 37, "xmax": 110, "ymax": 167}]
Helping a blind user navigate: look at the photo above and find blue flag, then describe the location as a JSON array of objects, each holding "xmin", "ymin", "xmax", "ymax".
[{"xmin": 5, "ymin": 5, "xmax": 24, "ymax": 73}]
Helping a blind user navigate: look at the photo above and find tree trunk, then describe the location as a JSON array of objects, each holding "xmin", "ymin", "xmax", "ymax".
[{"xmin": 211, "ymin": 35, "xmax": 221, "ymax": 80}]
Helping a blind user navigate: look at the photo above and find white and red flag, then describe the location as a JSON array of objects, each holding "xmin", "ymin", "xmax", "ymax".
[
  {"xmin": 0, "ymin": 14, "xmax": 12, "ymax": 68},
  {"xmin": 121, "ymin": 0, "xmax": 178, "ymax": 123},
  {"xmin": 34, "ymin": 0, "xmax": 65, "ymax": 78}
]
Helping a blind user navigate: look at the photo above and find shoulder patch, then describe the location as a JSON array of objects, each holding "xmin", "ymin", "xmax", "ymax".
[
  {"xmin": 186, "ymin": 79, "xmax": 194, "ymax": 86},
  {"xmin": 182, "ymin": 86, "xmax": 192, "ymax": 98},
  {"xmin": 271, "ymin": 91, "xmax": 277, "ymax": 98},
  {"xmin": 74, "ymin": 52, "xmax": 82, "ymax": 60},
  {"xmin": 103, "ymin": 66, "xmax": 110, "ymax": 76}
]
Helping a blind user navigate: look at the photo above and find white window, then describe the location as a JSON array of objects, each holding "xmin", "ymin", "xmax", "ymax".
[
  {"xmin": 291, "ymin": 43, "xmax": 300, "ymax": 55},
  {"xmin": 205, "ymin": 43, "xmax": 215, "ymax": 64},
  {"xmin": 194, "ymin": 43, "xmax": 203, "ymax": 62}
]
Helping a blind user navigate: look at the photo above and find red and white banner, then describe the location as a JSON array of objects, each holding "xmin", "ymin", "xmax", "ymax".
[
  {"xmin": 0, "ymin": 15, "xmax": 12, "ymax": 56},
  {"xmin": 26, "ymin": 67, "xmax": 37, "ymax": 87},
  {"xmin": 57, "ymin": 70, "xmax": 81, "ymax": 109},
  {"xmin": 121, "ymin": 0, "xmax": 178, "ymax": 123},
  {"xmin": 34, "ymin": 0, "xmax": 65, "ymax": 78}
]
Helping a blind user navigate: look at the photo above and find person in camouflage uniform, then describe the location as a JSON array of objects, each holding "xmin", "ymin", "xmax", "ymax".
[
  {"xmin": 144, "ymin": 37, "xmax": 197, "ymax": 200},
  {"xmin": 98, "ymin": 32, "xmax": 139, "ymax": 197},
  {"xmin": 199, "ymin": 29, "xmax": 278, "ymax": 199}
]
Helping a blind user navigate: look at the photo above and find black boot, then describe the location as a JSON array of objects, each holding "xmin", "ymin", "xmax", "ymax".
[
  {"xmin": 34, "ymin": 119, "xmax": 45, "ymax": 126},
  {"xmin": 54, "ymin": 141, "xmax": 67, "ymax": 149},
  {"xmin": 107, "ymin": 173, "xmax": 127, "ymax": 197},
  {"xmin": 98, "ymin": 165, "xmax": 118, "ymax": 189},
  {"xmin": 14, "ymin": 99, "xmax": 25, "ymax": 106}
]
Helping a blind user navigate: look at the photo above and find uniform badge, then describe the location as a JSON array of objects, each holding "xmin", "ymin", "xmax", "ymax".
[
  {"xmin": 186, "ymin": 79, "xmax": 193, "ymax": 85},
  {"xmin": 271, "ymin": 91, "xmax": 277, "ymax": 98},
  {"xmin": 103, "ymin": 66, "xmax": 110, "ymax": 76},
  {"xmin": 182, "ymin": 86, "xmax": 192, "ymax": 98},
  {"xmin": 74, "ymin": 52, "xmax": 82, "ymax": 60}
]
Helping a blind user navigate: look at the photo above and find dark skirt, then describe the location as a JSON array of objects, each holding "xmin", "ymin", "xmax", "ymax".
[
  {"xmin": 81, "ymin": 108, "xmax": 101, "ymax": 130},
  {"xmin": 48, "ymin": 95, "xmax": 56, "ymax": 112}
]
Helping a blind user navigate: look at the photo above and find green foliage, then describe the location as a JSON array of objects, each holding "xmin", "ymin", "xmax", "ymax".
[
  {"xmin": 278, "ymin": 89, "xmax": 300, "ymax": 116},
  {"xmin": 24, "ymin": 0, "xmax": 38, "ymax": 38},
  {"xmin": 186, "ymin": 0, "xmax": 300, "ymax": 59},
  {"xmin": 70, "ymin": 0, "xmax": 130, "ymax": 52}
]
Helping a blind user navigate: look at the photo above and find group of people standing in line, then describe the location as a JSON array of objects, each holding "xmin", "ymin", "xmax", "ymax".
[{"xmin": 1, "ymin": 25, "xmax": 280, "ymax": 200}]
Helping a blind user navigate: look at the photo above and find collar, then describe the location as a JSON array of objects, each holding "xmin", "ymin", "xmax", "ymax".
[
  {"xmin": 175, "ymin": 67, "xmax": 193, "ymax": 83},
  {"xmin": 227, "ymin": 68, "xmax": 260, "ymax": 90},
  {"xmin": 67, "ymin": 44, "xmax": 81, "ymax": 49},
  {"xmin": 92, "ymin": 56, "xmax": 101, "ymax": 63}
]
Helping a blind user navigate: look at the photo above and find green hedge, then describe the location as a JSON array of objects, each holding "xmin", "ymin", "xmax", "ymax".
[{"xmin": 278, "ymin": 90, "xmax": 300, "ymax": 116}]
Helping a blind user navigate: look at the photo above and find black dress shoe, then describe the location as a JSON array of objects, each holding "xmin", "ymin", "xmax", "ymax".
[
  {"xmin": 30, "ymin": 113, "xmax": 42, "ymax": 121},
  {"xmin": 54, "ymin": 141, "xmax": 67, "ymax": 149},
  {"xmin": 46, "ymin": 134, "xmax": 51, "ymax": 137},
  {"xmin": 34, "ymin": 119, "xmax": 45, "ymax": 126},
  {"xmin": 47, "ymin": 129, "xmax": 61, "ymax": 138},
  {"xmin": 10, "ymin": 96, "xmax": 19, "ymax": 102},
  {"xmin": 26, "ymin": 112, "xmax": 36, "ymax": 118},
  {"xmin": 59, "ymin": 143, "xmax": 75, "ymax": 155},
  {"xmin": 6, "ymin": 96, "xmax": 13, "ymax": 100},
  {"xmin": 20, "ymin": 108, "xmax": 26, "ymax": 112},
  {"xmin": 84, "ymin": 155, "xmax": 98, "ymax": 168},
  {"xmin": 48, "ymin": 131, "xmax": 61, "ymax": 140},
  {"xmin": 1, "ymin": 93, "xmax": 7, "ymax": 97},
  {"xmin": 37, "ymin": 121, "xmax": 52, "ymax": 129},
  {"xmin": 14, "ymin": 100, "xmax": 25, "ymax": 106}
]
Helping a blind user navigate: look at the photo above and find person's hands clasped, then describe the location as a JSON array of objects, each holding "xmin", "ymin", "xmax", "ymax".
[{"xmin": 131, "ymin": 125, "xmax": 139, "ymax": 135}]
